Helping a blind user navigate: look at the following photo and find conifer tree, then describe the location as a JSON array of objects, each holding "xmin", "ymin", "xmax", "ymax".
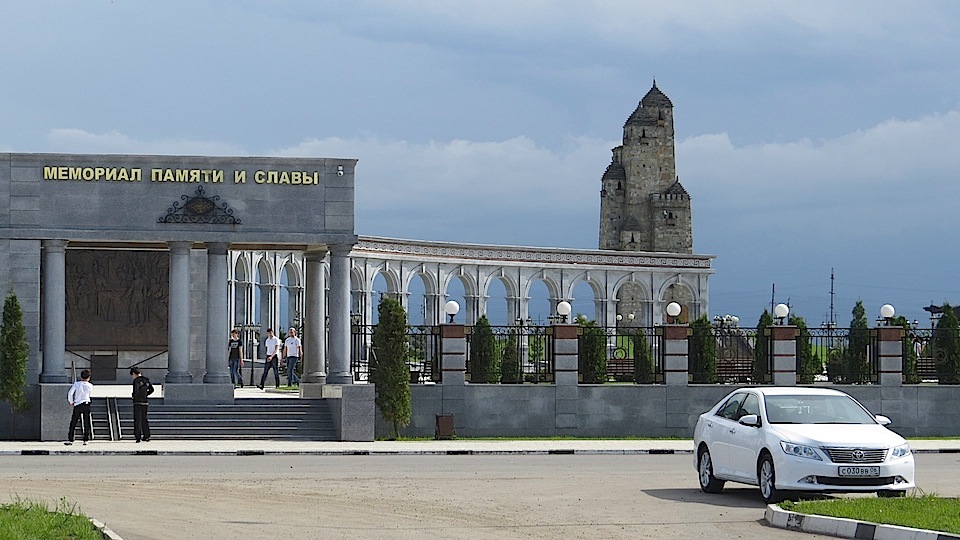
[
  {"xmin": 934, "ymin": 304, "xmax": 960, "ymax": 385},
  {"xmin": 689, "ymin": 315, "xmax": 716, "ymax": 383},
  {"xmin": 370, "ymin": 297, "xmax": 411, "ymax": 438},
  {"xmin": 790, "ymin": 315, "xmax": 818, "ymax": 384},
  {"xmin": 577, "ymin": 316, "xmax": 606, "ymax": 384},
  {"xmin": 499, "ymin": 326, "xmax": 521, "ymax": 383},
  {"xmin": 632, "ymin": 328, "xmax": 654, "ymax": 384},
  {"xmin": 470, "ymin": 315, "xmax": 497, "ymax": 383},
  {"xmin": 845, "ymin": 301, "xmax": 871, "ymax": 384},
  {"xmin": 0, "ymin": 292, "xmax": 30, "ymax": 417},
  {"xmin": 753, "ymin": 310, "xmax": 773, "ymax": 383}
]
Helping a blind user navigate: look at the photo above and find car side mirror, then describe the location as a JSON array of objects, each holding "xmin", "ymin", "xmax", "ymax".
[
  {"xmin": 875, "ymin": 415, "xmax": 891, "ymax": 426},
  {"xmin": 738, "ymin": 414, "xmax": 761, "ymax": 427}
]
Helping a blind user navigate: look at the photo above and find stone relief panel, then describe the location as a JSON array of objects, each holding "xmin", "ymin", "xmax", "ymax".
[{"xmin": 65, "ymin": 250, "xmax": 169, "ymax": 349}]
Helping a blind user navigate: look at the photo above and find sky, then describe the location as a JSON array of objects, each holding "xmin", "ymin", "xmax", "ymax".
[{"xmin": 2, "ymin": 1, "xmax": 959, "ymax": 327}]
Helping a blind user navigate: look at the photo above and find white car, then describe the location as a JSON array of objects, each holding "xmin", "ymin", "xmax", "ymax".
[{"xmin": 693, "ymin": 387, "xmax": 915, "ymax": 502}]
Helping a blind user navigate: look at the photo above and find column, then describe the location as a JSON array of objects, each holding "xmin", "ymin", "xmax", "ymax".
[
  {"xmin": 327, "ymin": 244, "xmax": 353, "ymax": 384},
  {"xmin": 662, "ymin": 324, "xmax": 690, "ymax": 386},
  {"xmin": 39, "ymin": 239, "xmax": 68, "ymax": 383},
  {"xmin": 204, "ymin": 242, "xmax": 231, "ymax": 384},
  {"xmin": 165, "ymin": 241, "xmax": 193, "ymax": 383},
  {"xmin": 876, "ymin": 326, "xmax": 904, "ymax": 387},
  {"xmin": 302, "ymin": 250, "xmax": 328, "ymax": 385},
  {"xmin": 552, "ymin": 324, "xmax": 579, "ymax": 432},
  {"xmin": 770, "ymin": 326, "xmax": 799, "ymax": 386},
  {"xmin": 439, "ymin": 323, "xmax": 466, "ymax": 436}
]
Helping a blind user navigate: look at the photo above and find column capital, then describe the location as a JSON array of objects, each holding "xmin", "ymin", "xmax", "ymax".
[
  {"xmin": 205, "ymin": 241, "xmax": 229, "ymax": 255},
  {"xmin": 329, "ymin": 244, "xmax": 353, "ymax": 257},
  {"xmin": 167, "ymin": 240, "xmax": 193, "ymax": 255},
  {"xmin": 41, "ymin": 239, "xmax": 68, "ymax": 251},
  {"xmin": 304, "ymin": 249, "xmax": 329, "ymax": 262}
]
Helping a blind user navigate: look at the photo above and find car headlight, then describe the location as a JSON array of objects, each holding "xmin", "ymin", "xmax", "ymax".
[
  {"xmin": 780, "ymin": 441, "xmax": 823, "ymax": 461},
  {"xmin": 891, "ymin": 444, "xmax": 912, "ymax": 459}
]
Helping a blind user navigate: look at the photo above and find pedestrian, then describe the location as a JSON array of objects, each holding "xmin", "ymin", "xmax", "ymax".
[
  {"xmin": 258, "ymin": 328, "xmax": 281, "ymax": 389},
  {"xmin": 228, "ymin": 328, "xmax": 244, "ymax": 388},
  {"xmin": 284, "ymin": 327, "xmax": 302, "ymax": 387},
  {"xmin": 65, "ymin": 369, "xmax": 93, "ymax": 445},
  {"xmin": 130, "ymin": 367, "xmax": 154, "ymax": 443}
]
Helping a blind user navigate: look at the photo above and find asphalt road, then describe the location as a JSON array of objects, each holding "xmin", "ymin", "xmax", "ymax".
[{"xmin": 1, "ymin": 453, "xmax": 956, "ymax": 539}]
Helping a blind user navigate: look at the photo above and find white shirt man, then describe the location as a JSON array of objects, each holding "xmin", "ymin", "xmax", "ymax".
[
  {"xmin": 283, "ymin": 328, "xmax": 302, "ymax": 386},
  {"xmin": 65, "ymin": 370, "xmax": 94, "ymax": 445},
  {"xmin": 258, "ymin": 328, "xmax": 282, "ymax": 389}
]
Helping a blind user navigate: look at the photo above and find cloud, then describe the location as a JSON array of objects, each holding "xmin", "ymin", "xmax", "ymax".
[
  {"xmin": 273, "ymin": 135, "xmax": 615, "ymax": 247},
  {"xmin": 680, "ymin": 111, "xmax": 960, "ymax": 237},
  {"xmin": 46, "ymin": 129, "xmax": 247, "ymax": 157}
]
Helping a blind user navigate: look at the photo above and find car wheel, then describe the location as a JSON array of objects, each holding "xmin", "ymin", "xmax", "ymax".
[
  {"xmin": 877, "ymin": 490, "xmax": 906, "ymax": 498},
  {"xmin": 698, "ymin": 447, "xmax": 725, "ymax": 493},
  {"xmin": 758, "ymin": 454, "xmax": 783, "ymax": 503}
]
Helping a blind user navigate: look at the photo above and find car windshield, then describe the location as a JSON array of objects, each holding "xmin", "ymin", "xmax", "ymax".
[{"xmin": 764, "ymin": 394, "xmax": 877, "ymax": 424}]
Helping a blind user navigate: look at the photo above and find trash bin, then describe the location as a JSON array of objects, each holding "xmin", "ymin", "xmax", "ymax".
[{"xmin": 435, "ymin": 414, "xmax": 455, "ymax": 440}]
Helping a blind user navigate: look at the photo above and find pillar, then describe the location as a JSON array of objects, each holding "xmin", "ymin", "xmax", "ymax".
[
  {"xmin": 327, "ymin": 244, "xmax": 353, "ymax": 384},
  {"xmin": 440, "ymin": 323, "xmax": 466, "ymax": 434},
  {"xmin": 165, "ymin": 241, "xmax": 193, "ymax": 383},
  {"xmin": 301, "ymin": 250, "xmax": 327, "ymax": 386},
  {"xmin": 203, "ymin": 242, "xmax": 231, "ymax": 384},
  {"xmin": 552, "ymin": 324, "xmax": 580, "ymax": 432},
  {"xmin": 39, "ymin": 239, "xmax": 68, "ymax": 383},
  {"xmin": 662, "ymin": 324, "xmax": 690, "ymax": 386},
  {"xmin": 876, "ymin": 326, "xmax": 904, "ymax": 387},
  {"xmin": 770, "ymin": 325, "xmax": 799, "ymax": 386}
]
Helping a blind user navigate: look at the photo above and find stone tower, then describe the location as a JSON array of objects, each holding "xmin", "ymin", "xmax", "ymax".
[{"xmin": 598, "ymin": 82, "xmax": 693, "ymax": 253}]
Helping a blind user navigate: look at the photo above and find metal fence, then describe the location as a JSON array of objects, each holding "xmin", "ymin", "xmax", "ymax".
[
  {"xmin": 466, "ymin": 325, "xmax": 556, "ymax": 383},
  {"xmin": 349, "ymin": 322, "xmax": 946, "ymax": 385},
  {"xmin": 350, "ymin": 324, "xmax": 441, "ymax": 383},
  {"xmin": 577, "ymin": 326, "xmax": 665, "ymax": 383}
]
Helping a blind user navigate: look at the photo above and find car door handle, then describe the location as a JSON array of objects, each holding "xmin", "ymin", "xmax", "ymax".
[{"xmin": 728, "ymin": 428, "xmax": 736, "ymax": 434}]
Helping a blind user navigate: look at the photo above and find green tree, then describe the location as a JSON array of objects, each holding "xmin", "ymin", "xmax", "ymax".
[
  {"xmin": 753, "ymin": 310, "xmax": 773, "ymax": 383},
  {"xmin": 370, "ymin": 297, "xmax": 411, "ymax": 438},
  {"xmin": 0, "ymin": 292, "xmax": 30, "ymax": 419},
  {"xmin": 632, "ymin": 328, "xmax": 654, "ymax": 384},
  {"xmin": 527, "ymin": 328, "xmax": 546, "ymax": 382},
  {"xmin": 470, "ymin": 315, "xmax": 497, "ymax": 383},
  {"xmin": 689, "ymin": 315, "xmax": 716, "ymax": 383},
  {"xmin": 845, "ymin": 301, "xmax": 871, "ymax": 384},
  {"xmin": 934, "ymin": 304, "xmax": 960, "ymax": 385},
  {"xmin": 576, "ymin": 316, "xmax": 606, "ymax": 384},
  {"xmin": 790, "ymin": 315, "xmax": 818, "ymax": 384},
  {"xmin": 500, "ymin": 326, "xmax": 521, "ymax": 383}
]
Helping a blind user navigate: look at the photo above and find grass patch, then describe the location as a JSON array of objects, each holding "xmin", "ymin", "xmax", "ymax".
[
  {"xmin": 0, "ymin": 497, "xmax": 102, "ymax": 540},
  {"xmin": 781, "ymin": 495, "xmax": 960, "ymax": 534}
]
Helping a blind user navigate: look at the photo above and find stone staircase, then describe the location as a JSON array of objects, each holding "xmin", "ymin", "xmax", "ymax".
[{"xmin": 80, "ymin": 398, "xmax": 337, "ymax": 441}]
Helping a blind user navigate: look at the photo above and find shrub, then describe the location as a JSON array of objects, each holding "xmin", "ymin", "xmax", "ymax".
[
  {"xmin": 470, "ymin": 315, "xmax": 497, "ymax": 383},
  {"xmin": 370, "ymin": 297, "xmax": 411, "ymax": 438},
  {"xmin": 577, "ymin": 316, "xmax": 606, "ymax": 384},
  {"xmin": 0, "ymin": 291, "xmax": 30, "ymax": 422},
  {"xmin": 845, "ymin": 301, "xmax": 871, "ymax": 384},
  {"xmin": 934, "ymin": 303, "xmax": 960, "ymax": 385},
  {"xmin": 500, "ymin": 327, "xmax": 521, "ymax": 383},
  {"xmin": 632, "ymin": 328, "xmax": 655, "ymax": 384},
  {"xmin": 689, "ymin": 315, "xmax": 716, "ymax": 383},
  {"xmin": 753, "ymin": 310, "xmax": 773, "ymax": 383}
]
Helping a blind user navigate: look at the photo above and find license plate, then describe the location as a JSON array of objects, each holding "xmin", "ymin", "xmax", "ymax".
[{"xmin": 838, "ymin": 466, "xmax": 880, "ymax": 477}]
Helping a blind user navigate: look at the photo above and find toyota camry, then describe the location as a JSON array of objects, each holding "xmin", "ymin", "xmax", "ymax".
[{"xmin": 693, "ymin": 387, "xmax": 915, "ymax": 502}]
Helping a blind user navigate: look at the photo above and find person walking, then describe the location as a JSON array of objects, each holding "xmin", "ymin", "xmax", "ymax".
[
  {"xmin": 258, "ymin": 328, "xmax": 281, "ymax": 389},
  {"xmin": 284, "ymin": 327, "xmax": 302, "ymax": 387},
  {"xmin": 130, "ymin": 367, "xmax": 154, "ymax": 443},
  {"xmin": 65, "ymin": 369, "xmax": 93, "ymax": 445},
  {"xmin": 228, "ymin": 329, "xmax": 244, "ymax": 388}
]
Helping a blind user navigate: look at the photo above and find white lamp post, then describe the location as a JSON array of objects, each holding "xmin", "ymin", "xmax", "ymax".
[
  {"xmin": 774, "ymin": 303, "xmax": 789, "ymax": 324},
  {"xmin": 444, "ymin": 300, "xmax": 460, "ymax": 323},
  {"xmin": 666, "ymin": 302, "xmax": 681, "ymax": 323},
  {"xmin": 556, "ymin": 301, "xmax": 572, "ymax": 323},
  {"xmin": 880, "ymin": 304, "xmax": 895, "ymax": 326}
]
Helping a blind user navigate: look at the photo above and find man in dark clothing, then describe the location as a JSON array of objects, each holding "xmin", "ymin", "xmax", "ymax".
[{"xmin": 130, "ymin": 367, "xmax": 154, "ymax": 442}]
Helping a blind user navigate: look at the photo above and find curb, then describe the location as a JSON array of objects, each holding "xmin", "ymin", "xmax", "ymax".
[
  {"xmin": 765, "ymin": 503, "xmax": 960, "ymax": 540},
  {"xmin": 2, "ymin": 448, "xmax": 696, "ymax": 456},
  {"xmin": 90, "ymin": 517, "xmax": 123, "ymax": 540}
]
